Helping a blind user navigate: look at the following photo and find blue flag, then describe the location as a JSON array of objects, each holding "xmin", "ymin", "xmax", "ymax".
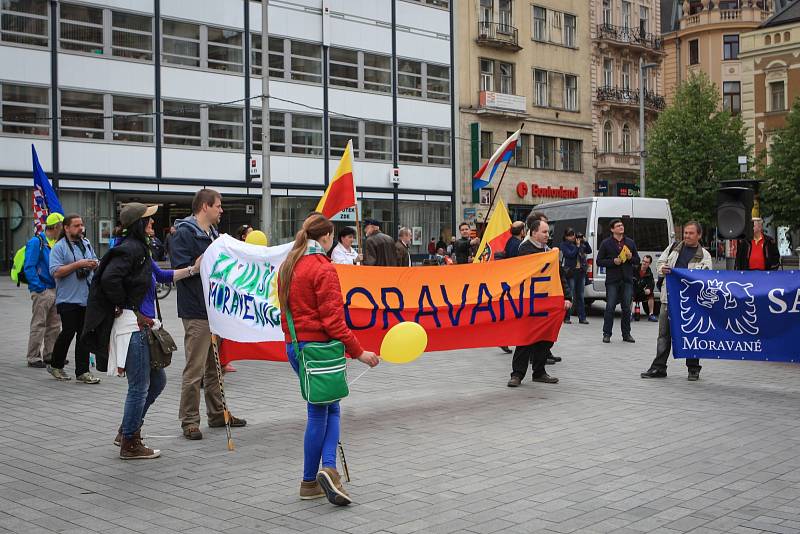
[
  {"xmin": 667, "ymin": 269, "xmax": 800, "ymax": 363},
  {"xmin": 32, "ymin": 144, "xmax": 63, "ymax": 233}
]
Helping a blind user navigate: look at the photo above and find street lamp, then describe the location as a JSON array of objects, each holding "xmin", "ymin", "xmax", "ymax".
[{"xmin": 639, "ymin": 57, "xmax": 658, "ymax": 198}]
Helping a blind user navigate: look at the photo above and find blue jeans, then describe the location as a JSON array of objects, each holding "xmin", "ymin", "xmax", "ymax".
[
  {"xmin": 287, "ymin": 342, "xmax": 340, "ymax": 482},
  {"xmin": 121, "ymin": 331, "xmax": 167, "ymax": 438},
  {"xmin": 567, "ymin": 270, "xmax": 586, "ymax": 322},
  {"xmin": 603, "ymin": 279, "xmax": 633, "ymax": 338}
]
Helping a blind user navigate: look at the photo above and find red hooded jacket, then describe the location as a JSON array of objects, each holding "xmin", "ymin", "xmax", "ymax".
[{"xmin": 280, "ymin": 253, "xmax": 364, "ymax": 358}]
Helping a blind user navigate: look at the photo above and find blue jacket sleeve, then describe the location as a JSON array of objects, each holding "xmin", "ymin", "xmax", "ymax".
[
  {"xmin": 49, "ymin": 241, "xmax": 66, "ymax": 278},
  {"xmin": 151, "ymin": 259, "xmax": 174, "ymax": 284},
  {"xmin": 560, "ymin": 242, "xmax": 578, "ymax": 262},
  {"xmin": 582, "ymin": 242, "xmax": 592, "ymax": 255},
  {"xmin": 23, "ymin": 237, "xmax": 44, "ymax": 292},
  {"xmin": 169, "ymin": 229, "xmax": 194, "ymax": 269},
  {"xmin": 595, "ymin": 240, "xmax": 615, "ymax": 268}
]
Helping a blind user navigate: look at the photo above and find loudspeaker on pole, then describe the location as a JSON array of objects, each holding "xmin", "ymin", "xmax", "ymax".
[{"xmin": 716, "ymin": 187, "xmax": 754, "ymax": 240}]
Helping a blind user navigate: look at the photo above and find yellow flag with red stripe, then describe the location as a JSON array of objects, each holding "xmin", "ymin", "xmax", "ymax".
[{"xmin": 473, "ymin": 198, "xmax": 512, "ymax": 263}]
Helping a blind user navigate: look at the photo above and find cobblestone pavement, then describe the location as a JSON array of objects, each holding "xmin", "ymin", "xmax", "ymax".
[{"xmin": 1, "ymin": 278, "xmax": 799, "ymax": 534}]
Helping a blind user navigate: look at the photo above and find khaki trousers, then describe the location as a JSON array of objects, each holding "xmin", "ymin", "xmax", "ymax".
[
  {"xmin": 179, "ymin": 319, "xmax": 225, "ymax": 429},
  {"xmin": 27, "ymin": 288, "xmax": 60, "ymax": 364}
]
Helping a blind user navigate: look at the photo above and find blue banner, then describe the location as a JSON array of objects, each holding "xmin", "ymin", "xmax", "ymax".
[{"xmin": 667, "ymin": 269, "xmax": 800, "ymax": 363}]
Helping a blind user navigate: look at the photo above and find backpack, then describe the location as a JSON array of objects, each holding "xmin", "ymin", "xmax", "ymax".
[{"xmin": 11, "ymin": 235, "xmax": 45, "ymax": 287}]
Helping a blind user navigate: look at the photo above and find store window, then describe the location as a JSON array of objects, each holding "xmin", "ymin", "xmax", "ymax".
[
  {"xmin": 61, "ymin": 90, "xmax": 105, "ymax": 139},
  {"xmin": 207, "ymin": 26, "xmax": 243, "ymax": 73},
  {"xmin": 60, "ymin": 3, "xmax": 103, "ymax": 54},
  {"xmin": 162, "ymin": 20, "xmax": 200, "ymax": 67},
  {"xmin": 111, "ymin": 12, "xmax": 152, "ymax": 60},
  {"xmin": 364, "ymin": 121, "xmax": 392, "ymax": 160},
  {"xmin": 163, "ymin": 100, "xmax": 201, "ymax": 146},
  {"xmin": 330, "ymin": 117, "xmax": 359, "ymax": 157},
  {"xmin": 329, "ymin": 47, "xmax": 359, "ymax": 88},
  {"xmin": 290, "ymin": 41, "xmax": 322, "ymax": 83},
  {"xmin": 0, "ymin": 83, "xmax": 49, "ymax": 136},
  {"xmin": 1, "ymin": 0, "xmax": 48, "ymax": 47},
  {"xmin": 291, "ymin": 114, "xmax": 323, "ymax": 155},
  {"xmin": 399, "ymin": 126, "xmax": 423, "ymax": 162},
  {"xmin": 533, "ymin": 135, "xmax": 554, "ymax": 169},
  {"xmin": 364, "ymin": 52, "xmax": 391, "ymax": 93},
  {"xmin": 560, "ymin": 138, "xmax": 581, "ymax": 171},
  {"xmin": 112, "ymin": 95, "xmax": 152, "ymax": 143},
  {"xmin": 398, "ymin": 59, "xmax": 423, "ymax": 98},
  {"xmin": 208, "ymin": 107, "xmax": 243, "ymax": 149}
]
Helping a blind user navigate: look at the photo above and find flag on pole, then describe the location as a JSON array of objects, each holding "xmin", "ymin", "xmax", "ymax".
[
  {"xmin": 473, "ymin": 129, "xmax": 520, "ymax": 190},
  {"xmin": 31, "ymin": 145, "xmax": 63, "ymax": 234},
  {"xmin": 316, "ymin": 140, "xmax": 356, "ymax": 219},
  {"xmin": 473, "ymin": 198, "xmax": 513, "ymax": 263}
]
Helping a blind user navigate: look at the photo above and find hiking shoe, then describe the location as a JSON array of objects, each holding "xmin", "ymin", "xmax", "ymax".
[
  {"xmin": 208, "ymin": 415, "xmax": 247, "ymax": 428},
  {"xmin": 317, "ymin": 467, "xmax": 351, "ymax": 506},
  {"xmin": 114, "ymin": 427, "xmax": 143, "ymax": 447},
  {"xmin": 28, "ymin": 361, "xmax": 46, "ymax": 368},
  {"xmin": 688, "ymin": 370, "xmax": 700, "ymax": 381},
  {"xmin": 532, "ymin": 373, "xmax": 559, "ymax": 384},
  {"xmin": 47, "ymin": 365, "xmax": 72, "ymax": 381},
  {"xmin": 119, "ymin": 436, "xmax": 160, "ymax": 460},
  {"xmin": 640, "ymin": 368, "xmax": 667, "ymax": 379},
  {"xmin": 76, "ymin": 372, "xmax": 101, "ymax": 384},
  {"xmin": 299, "ymin": 480, "xmax": 325, "ymax": 500},
  {"xmin": 183, "ymin": 426, "xmax": 203, "ymax": 440},
  {"xmin": 507, "ymin": 376, "xmax": 522, "ymax": 387}
]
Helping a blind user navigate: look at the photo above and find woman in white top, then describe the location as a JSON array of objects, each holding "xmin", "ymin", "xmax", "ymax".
[{"xmin": 330, "ymin": 226, "xmax": 361, "ymax": 265}]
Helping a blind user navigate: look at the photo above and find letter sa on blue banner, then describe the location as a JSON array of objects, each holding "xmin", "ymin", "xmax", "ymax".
[{"xmin": 667, "ymin": 269, "xmax": 800, "ymax": 363}]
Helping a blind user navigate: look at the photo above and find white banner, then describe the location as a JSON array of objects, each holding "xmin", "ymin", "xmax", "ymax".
[{"xmin": 200, "ymin": 234, "xmax": 292, "ymax": 343}]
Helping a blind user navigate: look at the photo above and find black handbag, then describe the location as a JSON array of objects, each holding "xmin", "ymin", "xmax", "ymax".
[{"xmin": 147, "ymin": 296, "xmax": 176, "ymax": 369}]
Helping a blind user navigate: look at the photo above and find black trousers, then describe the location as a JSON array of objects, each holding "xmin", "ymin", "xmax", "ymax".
[
  {"xmin": 52, "ymin": 304, "xmax": 90, "ymax": 377},
  {"xmin": 511, "ymin": 341, "xmax": 554, "ymax": 380},
  {"xmin": 650, "ymin": 304, "xmax": 700, "ymax": 373}
]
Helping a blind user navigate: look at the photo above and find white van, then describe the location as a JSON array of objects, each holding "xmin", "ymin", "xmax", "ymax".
[{"xmin": 533, "ymin": 197, "xmax": 675, "ymax": 304}]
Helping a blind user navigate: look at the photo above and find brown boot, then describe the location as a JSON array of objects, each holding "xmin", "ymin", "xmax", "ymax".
[
  {"xmin": 316, "ymin": 467, "xmax": 351, "ymax": 506},
  {"xmin": 114, "ymin": 427, "xmax": 143, "ymax": 447},
  {"xmin": 299, "ymin": 480, "xmax": 325, "ymax": 500},
  {"xmin": 119, "ymin": 435, "xmax": 160, "ymax": 460}
]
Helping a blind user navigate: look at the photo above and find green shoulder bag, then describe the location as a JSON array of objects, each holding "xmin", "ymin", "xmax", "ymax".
[{"xmin": 286, "ymin": 309, "xmax": 349, "ymax": 405}]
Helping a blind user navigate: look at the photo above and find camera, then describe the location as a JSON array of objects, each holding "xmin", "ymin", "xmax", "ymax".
[{"xmin": 76, "ymin": 268, "xmax": 91, "ymax": 280}]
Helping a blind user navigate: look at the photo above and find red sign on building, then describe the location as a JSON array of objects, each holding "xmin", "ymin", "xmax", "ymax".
[{"xmin": 516, "ymin": 182, "xmax": 579, "ymax": 200}]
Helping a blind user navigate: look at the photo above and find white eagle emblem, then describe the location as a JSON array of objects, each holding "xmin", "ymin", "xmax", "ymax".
[{"xmin": 679, "ymin": 279, "xmax": 759, "ymax": 336}]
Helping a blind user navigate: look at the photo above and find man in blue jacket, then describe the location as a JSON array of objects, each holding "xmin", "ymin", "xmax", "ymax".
[
  {"xmin": 170, "ymin": 189, "xmax": 246, "ymax": 441},
  {"xmin": 24, "ymin": 213, "xmax": 63, "ymax": 368},
  {"xmin": 596, "ymin": 218, "xmax": 640, "ymax": 344}
]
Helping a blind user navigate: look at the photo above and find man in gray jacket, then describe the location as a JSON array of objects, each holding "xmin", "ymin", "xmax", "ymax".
[{"xmin": 640, "ymin": 221, "xmax": 712, "ymax": 381}]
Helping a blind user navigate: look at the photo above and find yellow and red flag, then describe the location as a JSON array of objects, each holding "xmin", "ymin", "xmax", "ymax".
[
  {"xmin": 473, "ymin": 198, "xmax": 512, "ymax": 263},
  {"xmin": 316, "ymin": 139, "xmax": 356, "ymax": 218}
]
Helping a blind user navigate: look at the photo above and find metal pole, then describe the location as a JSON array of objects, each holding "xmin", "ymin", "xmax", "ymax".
[
  {"xmin": 261, "ymin": 0, "xmax": 272, "ymax": 241},
  {"xmin": 639, "ymin": 56, "xmax": 646, "ymax": 198}
]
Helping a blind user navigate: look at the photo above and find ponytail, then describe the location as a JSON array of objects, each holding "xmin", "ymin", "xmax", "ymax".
[{"xmin": 278, "ymin": 213, "xmax": 335, "ymax": 310}]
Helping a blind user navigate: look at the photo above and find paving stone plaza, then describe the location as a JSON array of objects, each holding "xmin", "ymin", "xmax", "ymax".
[{"xmin": 1, "ymin": 278, "xmax": 799, "ymax": 534}]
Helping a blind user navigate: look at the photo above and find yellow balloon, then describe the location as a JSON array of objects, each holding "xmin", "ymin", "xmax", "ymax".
[
  {"xmin": 245, "ymin": 230, "xmax": 268, "ymax": 246},
  {"xmin": 379, "ymin": 321, "xmax": 428, "ymax": 364}
]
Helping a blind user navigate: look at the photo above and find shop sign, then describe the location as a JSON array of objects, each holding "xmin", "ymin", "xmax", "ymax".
[
  {"xmin": 516, "ymin": 182, "xmax": 579, "ymax": 200},
  {"xmin": 330, "ymin": 201, "xmax": 362, "ymax": 222},
  {"xmin": 463, "ymin": 208, "xmax": 477, "ymax": 224},
  {"xmin": 617, "ymin": 183, "xmax": 640, "ymax": 197},
  {"xmin": 597, "ymin": 180, "xmax": 608, "ymax": 193}
]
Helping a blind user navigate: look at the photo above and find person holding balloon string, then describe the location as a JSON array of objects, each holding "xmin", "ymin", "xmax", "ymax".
[{"xmin": 278, "ymin": 213, "xmax": 380, "ymax": 506}]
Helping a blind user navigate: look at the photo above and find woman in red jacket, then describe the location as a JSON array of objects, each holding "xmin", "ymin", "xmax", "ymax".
[{"xmin": 278, "ymin": 213, "xmax": 379, "ymax": 506}]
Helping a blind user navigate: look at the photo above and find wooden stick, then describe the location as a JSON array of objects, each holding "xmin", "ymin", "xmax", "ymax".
[
  {"xmin": 210, "ymin": 335, "xmax": 235, "ymax": 451},
  {"xmin": 481, "ymin": 122, "xmax": 525, "ymax": 239}
]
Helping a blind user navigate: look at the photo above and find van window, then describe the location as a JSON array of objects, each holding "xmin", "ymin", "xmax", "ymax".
[
  {"xmin": 548, "ymin": 218, "xmax": 588, "ymax": 245},
  {"xmin": 597, "ymin": 216, "xmax": 669, "ymax": 252},
  {"xmin": 633, "ymin": 217, "xmax": 669, "ymax": 252}
]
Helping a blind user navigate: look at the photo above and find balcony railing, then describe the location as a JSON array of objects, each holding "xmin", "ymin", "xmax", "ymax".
[
  {"xmin": 596, "ymin": 152, "xmax": 640, "ymax": 168},
  {"xmin": 680, "ymin": 6, "xmax": 771, "ymax": 29},
  {"xmin": 596, "ymin": 86, "xmax": 666, "ymax": 112},
  {"xmin": 596, "ymin": 23, "xmax": 663, "ymax": 51},
  {"xmin": 477, "ymin": 21, "xmax": 521, "ymax": 51}
]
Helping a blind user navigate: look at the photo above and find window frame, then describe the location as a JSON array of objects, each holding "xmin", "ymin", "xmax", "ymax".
[
  {"xmin": 534, "ymin": 68, "xmax": 549, "ymax": 107},
  {"xmin": 397, "ymin": 58, "xmax": 423, "ymax": 98},
  {"xmin": 162, "ymin": 19, "xmax": 201, "ymax": 67},
  {"xmin": 59, "ymin": 89, "xmax": 106, "ymax": 140},
  {"xmin": 162, "ymin": 100, "xmax": 202, "ymax": 147},
  {"xmin": 0, "ymin": 82, "xmax": 50, "ymax": 137},
  {"xmin": 602, "ymin": 121, "xmax": 613, "ymax": 153},
  {"xmin": 398, "ymin": 125, "xmax": 424, "ymax": 163},
  {"xmin": 532, "ymin": 5, "xmax": 547, "ymax": 42},
  {"xmin": 364, "ymin": 121, "xmax": 392, "ymax": 161},
  {"xmin": 499, "ymin": 62, "xmax": 514, "ymax": 94},
  {"xmin": 290, "ymin": 40, "xmax": 322, "ymax": 83},
  {"xmin": 59, "ymin": 2, "xmax": 105, "ymax": 55},
  {"xmin": 533, "ymin": 135, "xmax": 555, "ymax": 169},
  {"xmin": 206, "ymin": 25, "xmax": 243, "ymax": 73},
  {"xmin": 723, "ymin": 34, "xmax": 739, "ymax": 61},
  {"xmin": 290, "ymin": 113, "xmax": 323, "ymax": 156},
  {"xmin": 563, "ymin": 13, "xmax": 576, "ymax": 47},
  {"xmin": 480, "ymin": 58, "xmax": 495, "ymax": 92},
  {"xmin": 564, "ymin": 74, "xmax": 578, "ymax": 111},
  {"xmin": 689, "ymin": 39, "xmax": 699, "ymax": 65},
  {"xmin": 111, "ymin": 94, "xmax": 153, "ymax": 143},
  {"xmin": 111, "ymin": 11, "xmax": 153, "ymax": 61},
  {"xmin": 769, "ymin": 80, "xmax": 785, "ymax": 112},
  {"xmin": 1, "ymin": 0, "xmax": 49, "ymax": 48},
  {"xmin": 722, "ymin": 81, "xmax": 741, "ymax": 115},
  {"xmin": 560, "ymin": 138, "xmax": 581, "ymax": 171}
]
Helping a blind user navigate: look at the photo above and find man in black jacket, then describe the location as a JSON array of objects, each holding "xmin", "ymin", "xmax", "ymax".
[
  {"xmin": 454, "ymin": 222, "xmax": 478, "ymax": 264},
  {"xmin": 170, "ymin": 189, "xmax": 246, "ymax": 440},
  {"xmin": 735, "ymin": 218, "xmax": 781, "ymax": 271},
  {"xmin": 596, "ymin": 218, "xmax": 640, "ymax": 344},
  {"xmin": 507, "ymin": 219, "xmax": 572, "ymax": 387}
]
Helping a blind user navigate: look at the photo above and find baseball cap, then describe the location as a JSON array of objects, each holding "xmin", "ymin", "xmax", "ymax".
[
  {"xmin": 45, "ymin": 213, "xmax": 64, "ymax": 227},
  {"xmin": 119, "ymin": 202, "xmax": 158, "ymax": 228}
]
